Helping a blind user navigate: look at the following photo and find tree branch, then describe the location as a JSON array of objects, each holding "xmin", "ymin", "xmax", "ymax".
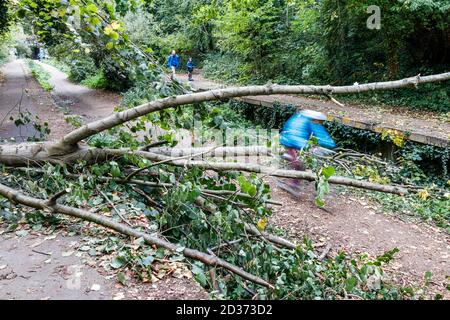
[
  {"xmin": 0, "ymin": 182, "xmax": 273, "ymax": 289},
  {"xmin": 56, "ymin": 72, "xmax": 450, "ymax": 147}
]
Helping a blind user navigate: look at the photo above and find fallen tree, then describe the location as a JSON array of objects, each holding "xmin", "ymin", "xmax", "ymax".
[{"xmin": 0, "ymin": 73, "xmax": 448, "ymax": 291}]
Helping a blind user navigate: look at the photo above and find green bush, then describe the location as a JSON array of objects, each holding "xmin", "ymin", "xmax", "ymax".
[
  {"xmin": 0, "ymin": 45, "xmax": 9, "ymax": 65},
  {"xmin": 14, "ymin": 41, "xmax": 31, "ymax": 58},
  {"xmin": 80, "ymin": 71, "xmax": 109, "ymax": 90},
  {"xmin": 68, "ymin": 57, "xmax": 97, "ymax": 83},
  {"xmin": 203, "ymin": 52, "xmax": 253, "ymax": 84}
]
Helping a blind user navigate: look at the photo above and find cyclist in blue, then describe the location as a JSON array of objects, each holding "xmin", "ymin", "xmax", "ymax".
[
  {"xmin": 279, "ymin": 110, "xmax": 336, "ymax": 193},
  {"xmin": 167, "ymin": 50, "xmax": 180, "ymax": 78}
]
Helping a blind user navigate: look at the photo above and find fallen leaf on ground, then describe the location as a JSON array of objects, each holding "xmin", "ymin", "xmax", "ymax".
[
  {"xmin": 62, "ymin": 251, "xmax": 74, "ymax": 257},
  {"xmin": 113, "ymin": 292, "xmax": 125, "ymax": 300}
]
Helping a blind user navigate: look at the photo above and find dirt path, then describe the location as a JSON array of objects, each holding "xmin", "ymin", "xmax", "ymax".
[
  {"xmin": 0, "ymin": 60, "xmax": 74, "ymax": 142},
  {"xmin": 0, "ymin": 228, "xmax": 208, "ymax": 300},
  {"xmin": 181, "ymin": 73, "xmax": 450, "ymax": 147},
  {"xmin": 267, "ymin": 179, "xmax": 449, "ymax": 297},
  {"xmin": 36, "ymin": 61, "xmax": 121, "ymax": 122}
]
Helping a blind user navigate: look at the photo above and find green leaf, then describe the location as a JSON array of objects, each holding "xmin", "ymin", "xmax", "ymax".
[
  {"xmin": 345, "ymin": 276, "xmax": 358, "ymax": 292},
  {"xmin": 110, "ymin": 256, "xmax": 125, "ymax": 269},
  {"xmin": 109, "ymin": 31, "xmax": 119, "ymax": 41},
  {"xmin": 110, "ymin": 165, "xmax": 121, "ymax": 178},
  {"xmin": 86, "ymin": 3, "xmax": 98, "ymax": 13},
  {"xmin": 322, "ymin": 166, "xmax": 335, "ymax": 179},
  {"xmin": 141, "ymin": 256, "xmax": 154, "ymax": 267},
  {"xmin": 191, "ymin": 265, "xmax": 207, "ymax": 287},
  {"xmin": 15, "ymin": 230, "xmax": 29, "ymax": 237},
  {"xmin": 315, "ymin": 197, "xmax": 325, "ymax": 207},
  {"xmin": 117, "ymin": 272, "xmax": 126, "ymax": 285}
]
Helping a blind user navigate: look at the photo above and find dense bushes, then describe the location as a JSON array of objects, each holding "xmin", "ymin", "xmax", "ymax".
[
  {"xmin": 198, "ymin": 0, "xmax": 449, "ymax": 112},
  {"xmin": 202, "ymin": 52, "xmax": 251, "ymax": 84},
  {"xmin": 68, "ymin": 57, "xmax": 97, "ymax": 83},
  {"xmin": 14, "ymin": 40, "xmax": 32, "ymax": 58}
]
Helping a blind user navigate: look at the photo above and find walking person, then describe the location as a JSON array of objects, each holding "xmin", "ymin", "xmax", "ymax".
[
  {"xmin": 186, "ymin": 57, "xmax": 194, "ymax": 81},
  {"xmin": 279, "ymin": 110, "xmax": 336, "ymax": 195},
  {"xmin": 167, "ymin": 50, "xmax": 180, "ymax": 79}
]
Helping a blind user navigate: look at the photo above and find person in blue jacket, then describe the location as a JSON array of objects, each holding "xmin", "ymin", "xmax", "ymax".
[
  {"xmin": 186, "ymin": 57, "xmax": 194, "ymax": 81},
  {"xmin": 279, "ymin": 110, "xmax": 336, "ymax": 191},
  {"xmin": 167, "ymin": 50, "xmax": 180, "ymax": 78}
]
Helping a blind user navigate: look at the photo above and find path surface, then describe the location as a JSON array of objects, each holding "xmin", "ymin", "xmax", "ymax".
[
  {"xmin": 0, "ymin": 60, "xmax": 74, "ymax": 142},
  {"xmin": 268, "ymin": 179, "xmax": 449, "ymax": 297},
  {"xmin": 179, "ymin": 73, "xmax": 450, "ymax": 148},
  {"xmin": 0, "ymin": 229, "xmax": 208, "ymax": 300},
  {"xmin": 36, "ymin": 61, "xmax": 121, "ymax": 122}
]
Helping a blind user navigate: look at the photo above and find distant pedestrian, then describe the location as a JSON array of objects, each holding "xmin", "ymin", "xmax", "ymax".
[
  {"xmin": 167, "ymin": 50, "xmax": 180, "ymax": 78},
  {"xmin": 38, "ymin": 48, "xmax": 45, "ymax": 61},
  {"xmin": 187, "ymin": 57, "xmax": 194, "ymax": 81}
]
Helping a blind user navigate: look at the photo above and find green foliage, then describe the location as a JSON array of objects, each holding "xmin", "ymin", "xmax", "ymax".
[
  {"xmin": 5, "ymin": 0, "xmax": 447, "ymax": 301},
  {"xmin": 0, "ymin": 126, "xmax": 418, "ymax": 300},
  {"xmin": 202, "ymin": 52, "xmax": 249, "ymax": 84},
  {"xmin": 227, "ymin": 100, "xmax": 297, "ymax": 129},
  {"xmin": 68, "ymin": 56, "xmax": 97, "ymax": 83},
  {"xmin": 198, "ymin": 0, "xmax": 449, "ymax": 111},
  {"xmin": 26, "ymin": 59, "xmax": 53, "ymax": 91},
  {"xmin": 0, "ymin": 0, "xmax": 11, "ymax": 36},
  {"xmin": 14, "ymin": 41, "xmax": 32, "ymax": 58},
  {"xmin": 80, "ymin": 71, "xmax": 109, "ymax": 89},
  {"xmin": 369, "ymin": 191, "xmax": 450, "ymax": 231},
  {"xmin": 325, "ymin": 121, "xmax": 450, "ymax": 183},
  {"xmin": 9, "ymin": 110, "xmax": 51, "ymax": 142}
]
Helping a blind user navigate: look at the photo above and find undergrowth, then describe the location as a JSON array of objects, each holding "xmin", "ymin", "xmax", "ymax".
[{"xmin": 26, "ymin": 59, "xmax": 53, "ymax": 91}]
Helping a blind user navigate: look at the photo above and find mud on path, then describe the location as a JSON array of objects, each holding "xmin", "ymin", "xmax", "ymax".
[{"xmin": 268, "ymin": 179, "xmax": 450, "ymax": 297}]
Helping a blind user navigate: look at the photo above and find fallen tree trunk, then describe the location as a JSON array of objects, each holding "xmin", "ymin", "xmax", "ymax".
[
  {"xmin": 124, "ymin": 150, "xmax": 409, "ymax": 195},
  {"xmin": 0, "ymin": 147, "xmax": 408, "ymax": 195},
  {"xmin": 55, "ymin": 72, "xmax": 450, "ymax": 149},
  {"xmin": 151, "ymin": 146, "xmax": 273, "ymax": 158},
  {"xmin": 0, "ymin": 182, "xmax": 273, "ymax": 288}
]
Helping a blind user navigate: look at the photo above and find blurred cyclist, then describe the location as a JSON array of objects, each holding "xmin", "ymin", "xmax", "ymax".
[{"xmin": 279, "ymin": 110, "xmax": 336, "ymax": 194}]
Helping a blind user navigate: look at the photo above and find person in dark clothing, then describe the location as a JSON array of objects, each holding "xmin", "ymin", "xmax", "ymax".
[{"xmin": 186, "ymin": 57, "xmax": 194, "ymax": 81}]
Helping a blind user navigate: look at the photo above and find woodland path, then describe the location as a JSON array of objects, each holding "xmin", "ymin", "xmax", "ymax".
[
  {"xmin": 36, "ymin": 61, "xmax": 121, "ymax": 122},
  {"xmin": 0, "ymin": 61, "xmax": 448, "ymax": 298},
  {"xmin": 0, "ymin": 59, "xmax": 71, "ymax": 142},
  {"xmin": 179, "ymin": 72, "xmax": 450, "ymax": 148}
]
